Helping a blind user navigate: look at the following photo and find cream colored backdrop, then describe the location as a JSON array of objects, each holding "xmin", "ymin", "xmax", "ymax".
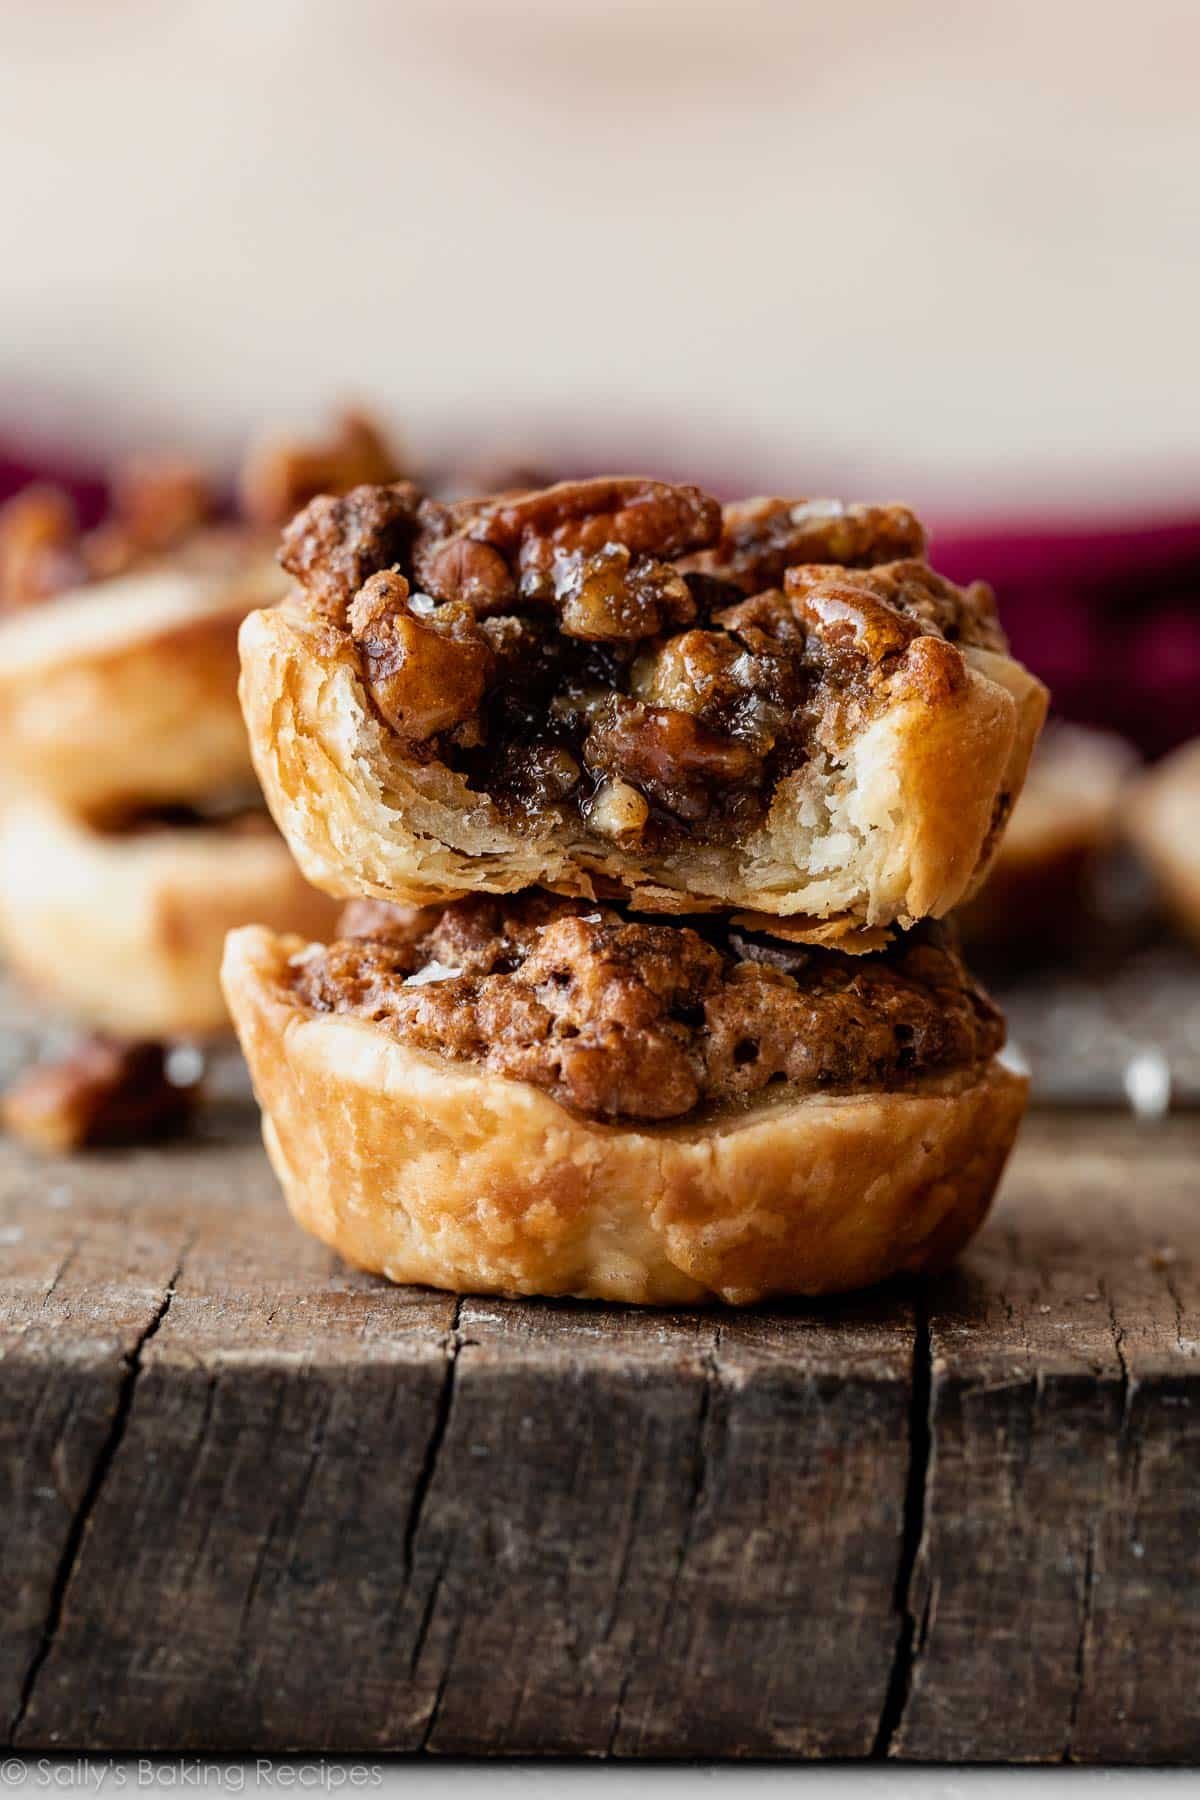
[{"xmin": 1, "ymin": 0, "xmax": 1197, "ymax": 513}]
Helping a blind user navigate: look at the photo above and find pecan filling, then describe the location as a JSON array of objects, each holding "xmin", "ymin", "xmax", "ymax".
[
  {"xmin": 290, "ymin": 896, "xmax": 1005, "ymax": 1123},
  {"xmin": 281, "ymin": 479, "xmax": 1006, "ymax": 855}
]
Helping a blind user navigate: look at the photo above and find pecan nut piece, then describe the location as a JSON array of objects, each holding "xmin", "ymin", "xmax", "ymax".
[
  {"xmin": 784, "ymin": 559, "xmax": 1005, "ymax": 663},
  {"xmin": 583, "ymin": 695, "xmax": 764, "ymax": 821},
  {"xmin": 685, "ymin": 497, "xmax": 926, "ymax": 594},
  {"xmin": 1, "ymin": 1038, "xmax": 199, "ymax": 1155},
  {"xmin": 348, "ymin": 570, "xmax": 492, "ymax": 741},
  {"xmin": 411, "ymin": 477, "xmax": 721, "ymax": 635},
  {"xmin": 279, "ymin": 481, "xmax": 424, "ymax": 619}
]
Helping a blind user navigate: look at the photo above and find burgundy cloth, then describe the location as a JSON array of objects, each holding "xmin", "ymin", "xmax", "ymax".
[
  {"xmin": 933, "ymin": 517, "xmax": 1200, "ymax": 758},
  {"xmin": 3, "ymin": 437, "xmax": 1197, "ymax": 755},
  {"xmin": 0, "ymin": 446, "xmax": 107, "ymax": 529}
]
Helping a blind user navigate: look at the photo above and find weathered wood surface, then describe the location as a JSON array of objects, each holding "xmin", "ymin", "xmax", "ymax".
[{"xmin": 0, "ymin": 1108, "xmax": 1197, "ymax": 1762}]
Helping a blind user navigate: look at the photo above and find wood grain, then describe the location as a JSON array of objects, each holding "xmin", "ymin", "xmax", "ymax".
[{"xmin": 0, "ymin": 1108, "xmax": 1197, "ymax": 1761}]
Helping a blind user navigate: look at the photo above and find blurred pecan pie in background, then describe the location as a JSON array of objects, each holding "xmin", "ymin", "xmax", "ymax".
[{"xmin": 0, "ymin": 410, "xmax": 406, "ymax": 1146}]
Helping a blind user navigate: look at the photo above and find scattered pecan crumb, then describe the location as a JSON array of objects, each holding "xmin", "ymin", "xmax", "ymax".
[{"xmin": 1, "ymin": 1038, "xmax": 200, "ymax": 1155}]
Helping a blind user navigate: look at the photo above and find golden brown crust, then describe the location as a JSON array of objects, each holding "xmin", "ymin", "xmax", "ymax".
[
  {"xmin": 0, "ymin": 800, "xmax": 336, "ymax": 1038},
  {"xmin": 1127, "ymin": 737, "xmax": 1200, "ymax": 948},
  {"xmin": 0, "ymin": 536, "xmax": 286, "ymax": 813},
  {"xmin": 223, "ymin": 924, "xmax": 1028, "ymax": 1305},
  {"xmin": 240, "ymin": 592, "xmax": 1045, "ymax": 931}
]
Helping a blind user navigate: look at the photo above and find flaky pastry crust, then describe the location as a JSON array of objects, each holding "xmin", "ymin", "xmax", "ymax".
[
  {"xmin": 0, "ymin": 535, "xmax": 286, "ymax": 813},
  {"xmin": 1128, "ymin": 737, "xmax": 1200, "ymax": 948},
  {"xmin": 241, "ymin": 593, "xmax": 1045, "ymax": 934},
  {"xmin": 0, "ymin": 800, "xmax": 336, "ymax": 1037},
  {"xmin": 223, "ymin": 924, "xmax": 1027, "ymax": 1304}
]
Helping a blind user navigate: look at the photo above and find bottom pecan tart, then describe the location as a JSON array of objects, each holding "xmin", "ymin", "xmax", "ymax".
[{"xmin": 222, "ymin": 896, "xmax": 1026, "ymax": 1304}]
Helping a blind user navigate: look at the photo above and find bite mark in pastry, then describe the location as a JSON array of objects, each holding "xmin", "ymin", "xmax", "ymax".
[
  {"xmin": 240, "ymin": 478, "xmax": 1047, "ymax": 932},
  {"xmin": 222, "ymin": 898, "xmax": 1027, "ymax": 1304}
]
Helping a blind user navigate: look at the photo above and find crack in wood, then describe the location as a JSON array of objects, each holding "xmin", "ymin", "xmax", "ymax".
[
  {"xmin": 421, "ymin": 1607, "xmax": 464, "ymax": 1753},
  {"xmin": 235, "ymin": 1383, "xmax": 333, "ymax": 1647},
  {"xmin": 1164, "ymin": 1271, "xmax": 1187, "ymax": 1353},
  {"xmin": 872, "ymin": 1297, "xmax": 932, "ymax": 1759},
  {"xmin": 8, "ymin": 1240, "xmax": 192, "ymax": 1745},
  {"xmin": 1063, "ymin": 1522, "xmax": 1096, "ymax": 1763},
  {"xmin": 1102, "ymin": 1283, "xmax": 1132, "ymax": 1428},
  {"xmin": 402, "ymin": 1296, "xmax": 462, "ymax": 1590}
]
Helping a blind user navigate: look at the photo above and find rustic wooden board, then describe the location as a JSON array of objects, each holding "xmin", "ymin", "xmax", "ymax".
[{"xmin": 0, "ymin": 1106, "xmax": 1197, "ymax": 1762}]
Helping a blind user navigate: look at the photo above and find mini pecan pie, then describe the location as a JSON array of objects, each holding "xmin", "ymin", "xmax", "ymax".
[
  {"xmin": 0, "ymin": 794, "xmax": 334, "ymax": 1038},
  {"xmin": 1127, "ymin": 735, "xmax": 1200, "ymax": 951},
  {"xmin": 958, "ymin": 722, "xmax": 1139, "ymax": 965},
  {"xmin": 222, "ymin": 900, "xmax": 1027, "ymax": 1304},
  {"xmin": 240, "ymin": 476, "xmax": 1046, "ymax": 934}
]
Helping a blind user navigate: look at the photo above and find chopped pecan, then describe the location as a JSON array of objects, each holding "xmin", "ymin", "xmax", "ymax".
[
  {"xmin": 685, "ymin": 498, "xmax": 926, "ymax": 594},
  {"xmin": 785, "ymin": 568, "xmax": 925, "ymax": 671},
  {"xmin": 556, "ymin": 544, "xmax": 695, "ymax": 641},
  {"xmin": 785, "ymin": 559, "xmax": 1005, "ymax": 662},
  {"xmin": 348, "ymin": 570, "xmax": 492, "ymax": 741},
  {"xmin": 411, "ymin": 498, "xmax": 516, "ymax": 613},
  {"xmin": 279, "ymin": 481, "xmax": 424, "ymax": 618},
  {"xmin": 411, "ymin": 477, "xmax": 720, "ymax": 626},
  {"xmin": 631, "ymin": 627, "xmax": 802, "ymax": 750},
  {"xmin": 1, "ymin": 1038, "xmax": 199, "ymax": 1154},
  {"xmin": 583, "ymin": 695, "xmax": 764, "ymax": 821},
  {"xmin": 240, "ymin": 408, "xmax": 406, "ymax": 529}
]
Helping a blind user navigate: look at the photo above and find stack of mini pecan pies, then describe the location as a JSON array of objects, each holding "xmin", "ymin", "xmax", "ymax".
[
  {"xmin": 0, "ymin": 414, "xmax": 401, "ymax": 1147},
  {"xmin": 225, "ymin": 477, "xmax": 1047, "ymax": 1304}
]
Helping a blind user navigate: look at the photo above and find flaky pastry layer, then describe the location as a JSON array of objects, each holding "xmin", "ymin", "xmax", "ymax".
[{"xmin": 241, "ymin": 596, "xmax": 1045, "ymax": 933}]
